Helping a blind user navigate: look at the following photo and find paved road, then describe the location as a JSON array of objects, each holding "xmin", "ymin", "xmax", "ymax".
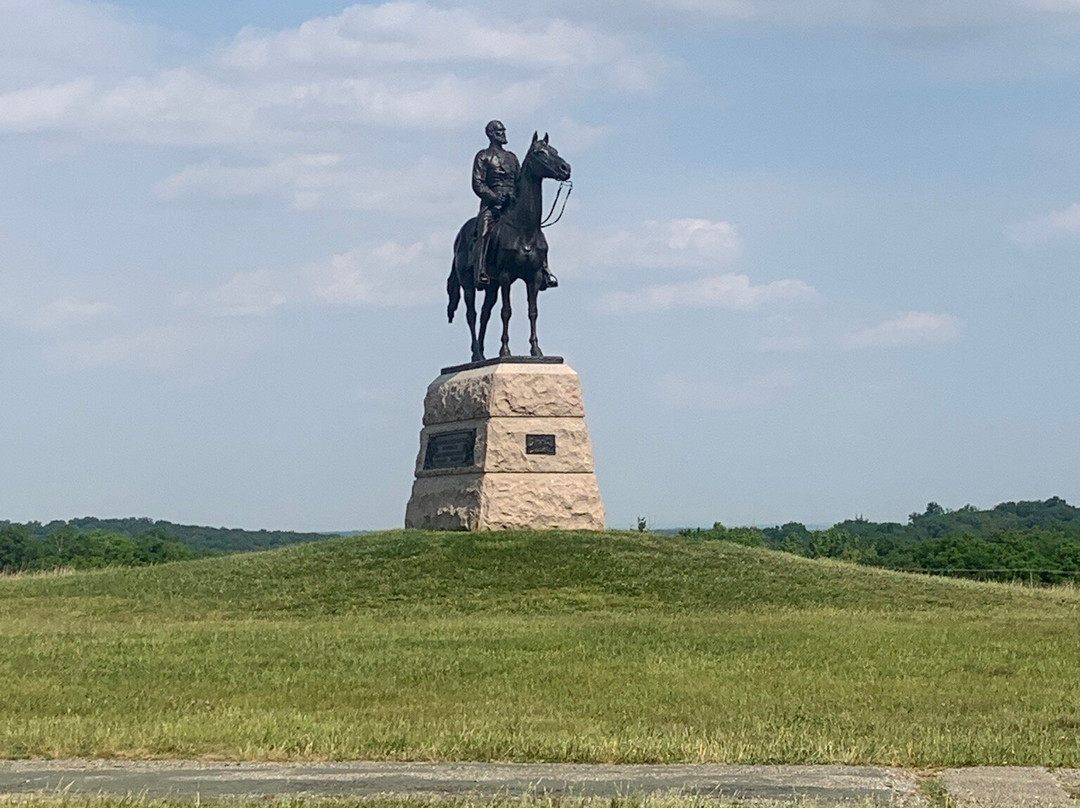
[{"xmin": 0, "ymin": 761, "xmax": 1076, "ymax": 805}]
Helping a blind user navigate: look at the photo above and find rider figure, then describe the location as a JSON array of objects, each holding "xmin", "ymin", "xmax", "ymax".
[{"xmin": 472, "ymin": 120, "xmax": 558, "ymax": 290}]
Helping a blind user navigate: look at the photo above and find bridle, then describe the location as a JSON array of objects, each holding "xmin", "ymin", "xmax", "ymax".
[{"xmin": 540, "ymin": 180, "xmax": 572, "ymax": 229}]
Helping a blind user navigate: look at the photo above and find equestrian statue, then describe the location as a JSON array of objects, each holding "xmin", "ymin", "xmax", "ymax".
[{"xmin": 447, "ymin": 120, "xmax": 571, "ymax": 362}]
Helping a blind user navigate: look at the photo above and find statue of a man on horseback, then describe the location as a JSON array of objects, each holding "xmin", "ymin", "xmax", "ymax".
[
  {"xmin": 471, "ymin": 121, "xmax": 557, "ymax": 291},
  {"xmin": 448, "ymin": 121, "xmax": 571, "ymax": 362}
]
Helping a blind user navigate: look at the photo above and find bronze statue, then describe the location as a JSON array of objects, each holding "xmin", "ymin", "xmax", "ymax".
[
  {"xmin": 470, "ymin": 121, "xmax": 557, "ymax": 290},
  {"xmin": 448, "ymin": 129, "xmax": 571, "ymax": 361}
]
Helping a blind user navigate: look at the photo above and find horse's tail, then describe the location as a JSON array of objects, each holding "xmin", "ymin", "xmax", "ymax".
[
  {"xmin": 448, "ymin": 219, "xmax": 476, "ymax": 323},
  {"xmin": 447, "ymin": 262, "xmax": 461, "ymax": 323}
]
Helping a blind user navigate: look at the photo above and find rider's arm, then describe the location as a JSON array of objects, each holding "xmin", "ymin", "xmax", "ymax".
[{"xmin": 472, "ymin": 152, "xmax": 502, "ymax": 206}]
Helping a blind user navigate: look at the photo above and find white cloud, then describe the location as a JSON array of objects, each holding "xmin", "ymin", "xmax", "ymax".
[
  {"xmin": 664, "ymin": 218, "xmax": 741, "ymax": 256},
  {"xmin": 48, "ymin": 322, "xmax": 264, "ymax": 381},
  {"xmin": 658, "ymin": 368, "xmax": 798, "ymax": 411},
  {"xmin": 571, "ymin": 217, "xmax": 813, "ymax": 316},
  {"xmin": 52, "ymin": 326, "xmax": 183, "ymax": 370},
  {"xmin": 0, "ymin": 0, "xmax": 149, "ymax": 90},
  {"xmin": 753, "ymin": 314, "xmax": 814, "ymax": 352},
  {"xmin": 222, "ymin": 2, "xmax": 658, "ymax": 90},
  {"xmin": 1005, "ymin": 202, "xmax": 1080, "ymax": 245},
  {"xmin": 599, "ymin": 273, "xmax": 816, "ymax": 314},
  {"xmin": 0, "ymin": 79, "xmax": 96, "ymax": 130},
  {"xmin": 632, "ymin": 0, "xmax": 1080, "ymax": 28},
  {"xmin": 204, "ymin": 271, "xmax": 287, "ymax": 317},
  {"xmin": 549, "ymin": 117, "xmax": 611, "ymax": 152},
  {"xmin": 157, "ymin": 154, "xmax": 460, "ymax": 213},
  {"xmin": 843, "ymin": 311, "xmax": 960, "ymax": 348},
  {"xmin": 32, "ymin": 297, "xmax": 115, "ymax": 331},
  {"xmin": 309, "ymin": 239, "xmax": 446, "ymax": 307},
  {"xmin": 0, "ymin": 69, "xmax": 260, "ymax": 146},
  {"xmin": 561, "ymin": 218, "xmax": 744, "ymax": 278},
  {"xmin": 158, "ymin": 153, "xmax": 341, "ymax": 202},
  {"xmin": 0, "ymin": 2, "xmax": 661, "ymax": 146}
]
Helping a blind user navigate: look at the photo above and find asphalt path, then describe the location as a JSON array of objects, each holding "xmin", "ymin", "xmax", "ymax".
[{"xmin": 0, "ymin": 761, "xmax": 1076, "ymax": 805}]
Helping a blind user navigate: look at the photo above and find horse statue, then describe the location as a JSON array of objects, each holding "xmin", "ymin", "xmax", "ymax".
[{"xmin": 447, "ymin": 132, "xmax": 571, "ymax": 362}]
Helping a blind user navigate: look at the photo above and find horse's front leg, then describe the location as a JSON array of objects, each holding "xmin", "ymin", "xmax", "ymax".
[
  {"xmin": 499, "ymin": 280, "xmax": 513, "ymax": 358},
  {"xmin": 527, "ymin": 275, "xmax": 542, "ymax": 357},
  {"xmin": 477, "ymin": 285, "xmax": 497, "ymax": 360},
  {"xmin": 464, "ymin": 286, "xmax": 481, "ymax": 362}
]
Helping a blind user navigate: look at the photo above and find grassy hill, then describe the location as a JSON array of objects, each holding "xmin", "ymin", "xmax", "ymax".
[{"xmin": 1, "ymin": 530, "xmax": 1077, "ymax": 765}]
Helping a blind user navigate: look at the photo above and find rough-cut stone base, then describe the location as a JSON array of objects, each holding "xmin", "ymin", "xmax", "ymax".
[
  {"xmin": 404, "ymin": 359, "xmax": 605, "ymax": 531},
  {"xmin": 406, "ymin": 472, "xmax": 605, "ymax": 531}
]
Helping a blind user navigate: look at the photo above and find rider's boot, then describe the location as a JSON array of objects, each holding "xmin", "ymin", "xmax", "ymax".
[
  {"xmin": 539, "ymin": 266, "xmax": 558, "ymax": 291},
  {"xmin": 474, "ymin": 234, "xmax": 490, "ymax": 287}
]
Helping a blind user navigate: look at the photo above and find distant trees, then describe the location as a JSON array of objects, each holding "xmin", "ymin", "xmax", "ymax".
[
  {"xmin": 684, "ymin": 497, "xmax": 1080, "ymax": 584},
  {"xmin": 0, "ymin": 523, "xmax": 201, "ymax": 574},
  {"xmin": 0, "ymin": 524, "xmax": 32, "ymax": 570},
  {"xmin": 0, "ymin": 516, "xmax": 343, "ymax": 574},
  {"xmin": 680, "ymin": 523, "xmax": 766, "ymax": 548},
  {"xmin": 4, "ymin": 517, "xmax": 335, "ymax": 555}
]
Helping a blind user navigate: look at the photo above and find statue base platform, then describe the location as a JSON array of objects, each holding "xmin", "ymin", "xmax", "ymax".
[{"xmin": 405, "ymin": 358, "xmax": 605, "ymax": 531}]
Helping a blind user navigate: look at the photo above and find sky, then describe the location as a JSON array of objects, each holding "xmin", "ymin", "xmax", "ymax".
[{"xmin": 1, "ymin": 0, "xmax": 1079, "ymax": 531}]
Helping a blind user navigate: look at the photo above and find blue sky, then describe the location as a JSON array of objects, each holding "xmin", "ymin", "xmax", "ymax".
[{"xmin": 1, "ymin": 0, "xmax": 1078, "ymax": 531}]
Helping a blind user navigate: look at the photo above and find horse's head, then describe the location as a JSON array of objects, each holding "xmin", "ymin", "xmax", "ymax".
[{"xmin": 524, "ymin": 131, "xmax": 571, "ymax": 183}]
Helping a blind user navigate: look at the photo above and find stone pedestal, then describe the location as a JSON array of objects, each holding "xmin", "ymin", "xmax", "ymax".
[{"xmin": 405, "ymin": 358, "xmax": 605, "ymax": 531}]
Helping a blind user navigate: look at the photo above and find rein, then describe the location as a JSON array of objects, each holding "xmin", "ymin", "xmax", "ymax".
[{"xmin": 540, "ymin": 180, "xmax": 573, "ymax": 228}]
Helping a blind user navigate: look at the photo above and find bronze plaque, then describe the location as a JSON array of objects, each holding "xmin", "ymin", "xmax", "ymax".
[
  {"xmin": 526, "ymin": 434, "xmax": 556, "ymax": 455},
  {"xmin": 423, "ymin": 429, "xmax": 476, "ymax": 470}
]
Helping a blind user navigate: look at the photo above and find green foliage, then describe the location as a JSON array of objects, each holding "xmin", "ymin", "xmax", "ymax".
[
  {"xmin": 0, "ymin": 523, "xmax": 201, "ymax": 573},
  {"xmin": 0, "ymin": 516, "xmax": 345, "ymax": 572},
  {"xmin": 0, "ymin": 530, "xmax": 1077, "ymax": 765},
  {"xmin": 57, "ymin": 516, "xmax": 338, "ymax": 553},
  {"xmin": 678, "ymin": 523, "xmax": 766, "ymax": 547},
  {"xmin": 738, "ymin": 497, "xmax": 1080, "ymax": 583}
]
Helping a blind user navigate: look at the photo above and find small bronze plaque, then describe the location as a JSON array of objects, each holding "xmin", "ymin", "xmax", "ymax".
[
  {"xmin": 526, "ymin": 434, "xmax": 556, "ymax": 455},
  {"xmin": 423, "ymin": 429, "xmax": 476, "ymax": 470}
]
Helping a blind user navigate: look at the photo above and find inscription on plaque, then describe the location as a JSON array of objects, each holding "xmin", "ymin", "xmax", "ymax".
[
  {"xmin": 525, "ymin": 433, "xmax": 556, "ymax": 455},
  {"xmin": 423, "ymin": 429, "xmax": 476, "ymax": 470}
]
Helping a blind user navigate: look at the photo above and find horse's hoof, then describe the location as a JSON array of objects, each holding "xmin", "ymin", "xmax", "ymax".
[
  {"xmin": 530, "ymin": 346, "xmax": 543, "ymax": 357},
  {"xmin": 499, "ymin": 347, "xmax": 511, "ymax": 358}
]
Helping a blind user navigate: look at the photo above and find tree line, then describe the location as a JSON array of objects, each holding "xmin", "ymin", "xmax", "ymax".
[
  {"xmin": 681, "ymin": 497, "xmax": 1080, "ymax": 584},
  {"xmin": 0, "ymin": 516, "xmax": 342, "ymax": 574},
  {"xmin": 0, "ymin": 523, "xmax": 203, "ymax": 573}
]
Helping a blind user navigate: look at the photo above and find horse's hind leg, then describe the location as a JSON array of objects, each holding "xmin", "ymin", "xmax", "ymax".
[
  {"xmin": 527, "ymin": 278, "xmax": 542, "ymax": 357},
  {"xmin": 499, "ymin": 280, "xmax": 513, "ymax": 358}
]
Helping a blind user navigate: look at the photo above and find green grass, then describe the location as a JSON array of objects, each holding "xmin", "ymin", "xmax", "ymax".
[{"xmin": 1, "ymin": 530, "xmax": 1078, "ymax": 765}]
